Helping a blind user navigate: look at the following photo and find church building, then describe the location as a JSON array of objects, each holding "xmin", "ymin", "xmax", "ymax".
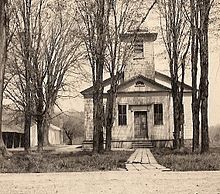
[{"xmin": 81, "ymin": 30, "xmax": 193, "ymax": 149}]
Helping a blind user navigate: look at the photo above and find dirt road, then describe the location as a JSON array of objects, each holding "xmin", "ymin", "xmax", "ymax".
[{"xmin": 0, "ymin": 171, "xmax": 219, "ymax": 194}]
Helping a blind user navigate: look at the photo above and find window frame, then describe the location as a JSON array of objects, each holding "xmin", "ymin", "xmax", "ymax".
[
  {"xmin": 133, "ymin": 40, "xmax": 144, "ymax": 59},
  {"xmin": 118, "ymin": 104, "xmax": 127, "ymax": 126},
  {"xmin": 154, "ymin": 104, "xmax": 163, "ymax": 125}
]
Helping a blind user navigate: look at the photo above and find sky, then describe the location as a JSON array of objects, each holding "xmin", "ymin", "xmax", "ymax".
[{"xmin": 57, "ymin": 2, "xmax": 220, "ymax": 127}]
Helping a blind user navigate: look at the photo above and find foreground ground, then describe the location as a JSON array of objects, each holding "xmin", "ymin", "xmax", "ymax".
[
  {"xmin": 0, "ymin": 171, "xmax": 219, "ymax": 194},
  {"xmin": 2, "ymin": 146, "xmax": 220, "ymax": 172},
  {"xmin": 151, "ymin": 147, "xmax": 220, "ymax": 171},
  {"xmin": 1, "ymin": 146, "xmax": 220, "ymax": 193},
  {"xmin": 0, "ymin": 147, "xmax": 132, "ymax": 173}
]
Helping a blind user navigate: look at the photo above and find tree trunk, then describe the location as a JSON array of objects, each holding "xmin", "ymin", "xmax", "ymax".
[
  {"xmin": 161, "ymin": 0, "xmax": 188, "ymax": 150},
  {"xmin": 190, "ymin": 0, "xmax": 200, "ymax": 153},
  {"xmin": 105, "ymin": 82, "xmax": 117, "ymax": 151},
  {"xmin": 180, "ymin": 104, "xmax": 185, "ymax": 148},
  {"xmin": 43, "ymin": 114, "xmax": 50, "ymax": 146},
  {"xmin": 201, "ymin": 95, "xmax": 209, "ymax": 153},
  {"xmin": 192, "ymin": 101, "xmax": 200, "ymax": 151},
  {"xmin": 92, "ymin": 0, "xmax": 105, "ymax": 153},
  {"xmin": 0, "ymin": 0, "xmax": 9, "ymax": 156},
  {"xmin": 171, "ymin": 80, "xmax": 181, "ymax": 149},
  {"xmin": 93, "ymin": 80, "xmax": 104, "ymax": 153},
  {"xmin": 173, "ymin": 101, "xmax": 180, "ymax": 149},
  {"xmin": 172, "ymin": 93, "xmax": 184, "ymax": 149},
  {"xmin": 24, "ymin": 61, "xmax": 32, "ymax": 152},
  {"xmin": 37, "ymin": 115, "xmax": 44, "ymax": 151},
  {"xmin": 199, "ymin": 0, "xmax": 210, "ymax": 154},
  {"xmin": 23, "ymin": 0, "xmax": 32, "ymax": 153},
  {"xmin": 24, "ymin": 109, "xmax": 31, "ymax": 152},
  {"xmin": 179, "ymin": 56, "xmax": 187, "ymax": 148},
  {"xmin": 63, "ymin": 129, "xmax": 73, "ymax": 145},
  {"xmin": 36, "ymin": 88, "xmax": 44, "ymax": 151}
]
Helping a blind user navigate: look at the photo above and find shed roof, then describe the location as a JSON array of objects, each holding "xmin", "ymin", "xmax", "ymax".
[
  {"xmin": 2, "ymin": 124, "xmax": 24, "ymax": 133},
  {"xmin": 50, "ymin": 124, "xmax": 62, "ymax": 131},
  {"xmin": 2, "ymin": 123, "xmax": 62, "ymax": 134}
]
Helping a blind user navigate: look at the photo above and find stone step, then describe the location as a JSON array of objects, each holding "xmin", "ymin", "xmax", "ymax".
[
  {"xmin": 132, "ymin": 140, "xmax": 152, "ymax": 143},
  {"xmin": 132, "ymin": 141, "xmax": 154, "ymax": 149},
  {"xmin": 132, "ymin": 142, "xmax": 153, "ymax": 144},
  {"xmin": 132, "ymin": 142, "xmax": 152, "ymax": 144},
  {"xmin": 132, "ymin": 143, "xmax": 153, "ymax": 145},
  {"xmin": 132, "ymin": 144, "xmax": 153, "ymax": 146},
  {"xmin": 132, "ymin": 146, "xmax": 154, "ymax": 149}
]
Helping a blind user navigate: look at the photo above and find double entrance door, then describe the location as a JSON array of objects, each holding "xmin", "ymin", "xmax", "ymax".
[{"xmin": 134, "ymin": 111, "xmax": 148, "ymax": 138}]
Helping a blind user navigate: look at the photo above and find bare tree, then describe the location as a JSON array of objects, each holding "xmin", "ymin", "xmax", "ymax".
[
  {"xmin": 6, "ymin": 0, "xmax": 82, "ymax": 151},
  {"xmin": 190, "ymin": 0, "xmax": 200, "ymax": 152},
  {"xmin": 76, "ymin": 0, "xmax": 110, "ymax": 153},
  {"xmin": 38, "ymin": 3, "xmax": 82, "ymax": 148},
  {"xmin": 104, "ymin": 0, "xmax": 133, "ymax": 151},
  {"xmin": 198, "ymin": 0, "xmax": 213, "ymax": 153},
  {"xmin": 104, "ymin": 0, "xmax": 157, "ymax": 151},
  {"xmin": 5, "ymin": 0, "xmax": 45, "ymax": 152},
  {"xmin": 189, "ymin": 0, "xmax": 213, "ymax": 153},
  {"xmin": 158, "ymin": 0, "xmax": 190, "ymax": 149},
  {"xmin": 62, "ymin": 113, "xmax": 84, "ymax": 145},
  {"xmin": 8, "ymin": 0, "xmax": 37, "ymax": 152},
  {"xmin": 0, "ymin": 0, "xmax": 9, "ymax": 156}
]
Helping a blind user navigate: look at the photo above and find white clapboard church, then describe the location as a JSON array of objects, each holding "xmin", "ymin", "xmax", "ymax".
[{"xmin": 81, "ymin": 30, "xmax": 193, "ymax": 149}]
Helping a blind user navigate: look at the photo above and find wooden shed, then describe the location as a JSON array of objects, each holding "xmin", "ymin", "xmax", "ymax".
[
  {"xmin": 30, "ymin": 124, "xmax": 63, "ymax": 147},
  {"xmin": 2, "ymin": 124, "xmax": 24, "ymax": 148},
  {"xmin": 2, "ymin": 122, "xmax": 63, "ymax": 148}
]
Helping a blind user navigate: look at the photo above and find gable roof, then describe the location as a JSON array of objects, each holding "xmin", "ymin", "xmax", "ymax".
[
  {"xmin": 81, "ymin": 71, "xmax": 192, "ymax": 97},
  {"xmin": 81, "ymin": 74, "xmax": 172, "ymax": 96},
  {"xmin": 81, "ymin": 77, "xmax": 111, "ymax": 96},
  {"xmin": 155, "ymin": 71, "xmax": 192, "ymax": 90}
]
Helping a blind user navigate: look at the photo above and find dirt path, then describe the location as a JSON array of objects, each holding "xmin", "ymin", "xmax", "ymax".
[{"xmin": 0, "ymin": 171, "xmax": 219, "ymax": 194}]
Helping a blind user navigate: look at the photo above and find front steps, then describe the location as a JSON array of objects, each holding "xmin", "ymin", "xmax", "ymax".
[
  {"xmin": 82, "ymin": 139, "xmax": 155, "ymax": 149},
  {"xmin": 132, "ymin": 140, "xmax": 154, "ymax": 149}
]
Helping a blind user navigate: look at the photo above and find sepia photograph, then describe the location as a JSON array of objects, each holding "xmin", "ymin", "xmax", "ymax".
[{"xmin": 0, "ymin": 0, "xmax": 219, "ymax": 193}]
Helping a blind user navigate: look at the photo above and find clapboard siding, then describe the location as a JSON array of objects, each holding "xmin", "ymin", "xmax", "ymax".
[
  {"xmin": 124, "ymin": 41, "xmax": 155, "ymax": 81},
  {"xmin": 81, "ymin": 31, "xmax": 193, "ymax": 148}
]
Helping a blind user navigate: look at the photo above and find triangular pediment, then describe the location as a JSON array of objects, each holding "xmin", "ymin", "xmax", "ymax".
[{"xmin": 117, "ymin": 75, "xmax": 171, "ymax": 93}]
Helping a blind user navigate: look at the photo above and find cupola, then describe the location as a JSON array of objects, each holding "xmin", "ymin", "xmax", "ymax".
[{"xmin": 120, "ymin": 29, "xmax": 157, "ymax": 81}]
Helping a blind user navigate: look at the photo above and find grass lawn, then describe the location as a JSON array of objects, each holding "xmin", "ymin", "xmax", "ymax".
[
  {"xmin": 151, "ymin": 147, "xmax": 220, "ymax": 171},
  {"xmin": 0, "ymin": 150, "xmax": 133, "ymax": 173}
]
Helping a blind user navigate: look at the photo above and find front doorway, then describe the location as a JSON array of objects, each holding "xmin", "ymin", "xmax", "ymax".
[{"xmin": 134, "ymin": 111, "xmax": 148, "ymax": 138}]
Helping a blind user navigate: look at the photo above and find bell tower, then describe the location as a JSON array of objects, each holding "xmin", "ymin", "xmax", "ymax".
[{"xmin": 121, "ymin": 30, "xmax": 157, "ymax": 81}]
